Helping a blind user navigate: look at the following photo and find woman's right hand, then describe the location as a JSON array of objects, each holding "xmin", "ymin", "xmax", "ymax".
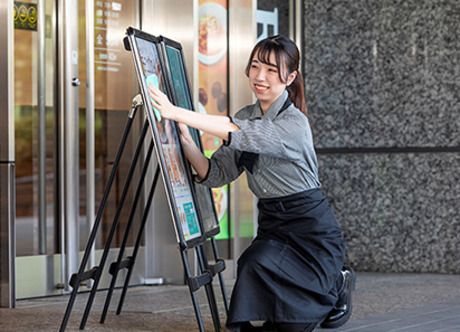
[{"xmin": 148, "ymin": 86, "xmax": 177, "ymax": 120}]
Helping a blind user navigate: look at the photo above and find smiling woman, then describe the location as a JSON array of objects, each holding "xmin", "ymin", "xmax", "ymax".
[{"xmin": 148, "ymin": 35, "xmax": 352, "ymax": 332}]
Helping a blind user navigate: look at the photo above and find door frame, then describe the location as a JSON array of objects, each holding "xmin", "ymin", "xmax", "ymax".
[{"xmin": 0, "ymin": 0, "xmax": 16, "ymax": 309}]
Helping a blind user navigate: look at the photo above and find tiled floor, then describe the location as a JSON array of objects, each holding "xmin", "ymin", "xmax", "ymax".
[
  {"xmin": 334, "ymin": 302, "xmax": 460, "ymax": 332},
  {"xmin": 1, "ymin": 273, "xmax": 460, "ymax": 331}
]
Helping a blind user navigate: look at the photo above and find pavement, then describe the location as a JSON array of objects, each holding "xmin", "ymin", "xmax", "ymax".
[{"xmin": 1, "ymin": 272, "xmax": 460, "ymax": 331}]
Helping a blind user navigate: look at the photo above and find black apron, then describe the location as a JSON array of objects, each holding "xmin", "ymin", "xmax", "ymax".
[{"xmin": 227, "ymin": 189, "xmax": 345, "ymax": 326}]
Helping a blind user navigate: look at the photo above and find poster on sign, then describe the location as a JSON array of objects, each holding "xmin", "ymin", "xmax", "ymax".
[
  {"xmin": 125, "ymin": 27, "xmax": 204, "ymax": 247},
  {"xmin": 158, "ymin": 36, "xmax": 220, "ymax": 237}
]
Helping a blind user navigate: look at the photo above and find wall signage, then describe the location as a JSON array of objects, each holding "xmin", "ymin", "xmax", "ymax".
[{"xmin": 14, "ymin": 1, "xmax": 38, "ymax": 31}]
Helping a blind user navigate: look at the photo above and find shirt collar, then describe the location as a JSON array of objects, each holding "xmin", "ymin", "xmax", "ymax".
[{"xmin": 252, "ymin": 90, "xmax": 289, "ymax": 120}]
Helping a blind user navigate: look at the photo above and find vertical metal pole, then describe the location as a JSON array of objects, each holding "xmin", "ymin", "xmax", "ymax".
[
  {"xmin": 66, "ymin": 0, "xmax": 81, "ymax": 286},
  {"xmin": 58, "ymin": 0, "xmax": 80, "ymax": 291},
  {"xmin": 0, "ymin": 0, "xmax": 16, "ymax": 309},
  {"xmin": 231, "ymin": 177, "xmax": 240, "ymax": 266},
  {"xmin": 0, "ymin": 2, "xmax": 14, "ymax": 158},
  {"xmin": 294, "ymin": 0, "xmax": 303, "ymax": 55},
  {"xmin": 288, "ymin": 0, "xmax": 303, "ymax": 62},
  {"xmin": 58, "ymin": 0, "xmax": 67, "ymax": 292},
  {"xmin": 0, "ymin": 165, "xmax": 16, "ymax": 308},
  {"xmin": 192, "ymin": 0, "xmax": 199, "ymax": 106},
  {"xmin": 38, "ymin": 0, "xmax": 47, "ymax": 255},
  {"xmin": 86, "ymin": 0, "xmax": 96, "ymax": 272}
]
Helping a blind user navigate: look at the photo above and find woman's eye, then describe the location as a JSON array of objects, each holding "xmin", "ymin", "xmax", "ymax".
[{"xmin": 268, "ymin": 68, "xmax": 278, "ymax": 73}]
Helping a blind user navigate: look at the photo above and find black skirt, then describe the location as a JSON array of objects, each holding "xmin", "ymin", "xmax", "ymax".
[{"xmin": 227, "ymin": 189, "xmax": 345, "ymax": 326}]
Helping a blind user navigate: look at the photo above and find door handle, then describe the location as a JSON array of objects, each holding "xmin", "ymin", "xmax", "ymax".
[{"xmin": 71, "ymin": 77, "xmax": 80, "ymax": 87}]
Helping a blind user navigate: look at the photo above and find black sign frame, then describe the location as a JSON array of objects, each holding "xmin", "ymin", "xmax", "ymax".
[
  {"xmin": 126, "ymin": 27, "xmax": 205, "ymax": 249},
  {"xmin": 158, "ymin": 35, "xmax": 221, "ymax": 238}
]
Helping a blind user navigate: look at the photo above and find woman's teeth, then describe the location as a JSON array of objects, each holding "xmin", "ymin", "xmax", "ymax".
[{"xmin": 255, "ymin": 84, "xmax": 268, "ymax": 91}]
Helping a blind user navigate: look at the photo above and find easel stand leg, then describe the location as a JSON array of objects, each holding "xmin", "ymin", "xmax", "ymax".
[
  {"xmin": 79, "ymin": 120, "xmax": 150, "ymax": 330},
  {"xmin": 116, "ymin": 165, "xmax": 160, "ymax": 315},
  {"xmin": 100, "ymin": 139, "xmax": 155, "ymax": 323},
  {"xmin": 196, "ymin": 245, "xmax": 222, "ymax": 331},
  {"xmin": 59, "ymin": 102, "xmax": 143, "ymax": 332},
  {"xmin": 181, "ymin": 250, "xmax": 207, "ymax": 332},
  {"xmin": 211, "ymin": 238, "xmax": 229, "ymax": 314}
]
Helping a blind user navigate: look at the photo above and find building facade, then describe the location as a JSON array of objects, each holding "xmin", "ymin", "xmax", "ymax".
[{"xmin": 2, "ymin": 0, "xmax": 459, "ymax": 310}]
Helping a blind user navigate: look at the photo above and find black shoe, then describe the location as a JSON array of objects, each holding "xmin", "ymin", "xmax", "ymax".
[{"xmin": 320, "ymin": 265, "xmax": 356, "ymax": 329}]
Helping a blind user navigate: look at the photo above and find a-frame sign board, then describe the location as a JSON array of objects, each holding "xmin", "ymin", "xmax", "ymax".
[{"xmin": 59, "ymin": 27, "xmax": 228, "ymax": 332}]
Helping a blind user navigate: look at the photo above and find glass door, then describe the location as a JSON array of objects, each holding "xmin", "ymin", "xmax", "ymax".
[
  {"xmin": 77, "ymin": 0, "xmax": 144, "ymax": 290},
  {"xmin": 14, "ymin": 0, "xmax": 142, "ymax": 299},
  {"xmin": 14, "ymin": 0, "xmax": 62, "ymax": 298},
  {"xmin": 14, "ymin": 0, "xmax": 82, "ymax": 298},
  {"xmin": 79, "ymin": 0, "xmax": 142, "ymax": 253}
]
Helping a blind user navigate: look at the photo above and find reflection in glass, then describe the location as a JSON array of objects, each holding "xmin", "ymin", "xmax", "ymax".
[
  {"xmin": 14, "ymin": 0, "xmax": 58, "ymax": 256},
  {"xmin": 78, "ymin": 0, "xmax": 140, "ymax": 250}
]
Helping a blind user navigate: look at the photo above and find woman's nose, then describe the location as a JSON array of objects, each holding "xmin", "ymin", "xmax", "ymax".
[{"xmin": 255, "ymin": 68, "xmax": 266, "ymax": 81}]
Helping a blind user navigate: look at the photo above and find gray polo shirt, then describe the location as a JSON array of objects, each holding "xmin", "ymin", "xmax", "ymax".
[{"xmin": 199, "ymin": 90, "xmax": 320, "ymax": 199}]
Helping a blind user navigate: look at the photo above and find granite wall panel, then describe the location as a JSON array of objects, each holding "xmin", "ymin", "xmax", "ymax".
[
  {"xmin": 304, "ymin": 0, "xmax": 460, "ymax": 273},
  {"xmin": 304, "ymin": 0, "xmax": 460, "ymax": 148},
  {"xmin": 318, "ymin": 153, "xmax": 460, "ymax": 273}
]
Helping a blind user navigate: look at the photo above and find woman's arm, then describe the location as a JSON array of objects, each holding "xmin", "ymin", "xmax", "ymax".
[
  {"xmin": 177, "ymin": 123, "xmax": 209, "ymax": 180},
  {"xmin": 149, "ymin": 86, "xmax": 239, "ymax": 141},
  {"xmin": 179, "ymin": 122, "xmax": 244, "ymax": 186}
]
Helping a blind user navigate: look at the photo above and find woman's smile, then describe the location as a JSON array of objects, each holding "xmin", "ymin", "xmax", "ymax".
[{"xmin": 254, "ymin": 83, "xmax": 269, "ymax": 94}]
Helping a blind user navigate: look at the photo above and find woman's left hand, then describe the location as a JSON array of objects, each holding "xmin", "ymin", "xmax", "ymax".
[
  {"xmin": 148, "ymin": 86, "xmax": 177, "ymax": 120},
  {"xmin": 178, "ymin": 122, "xmax": 195, "ymax": 146}
]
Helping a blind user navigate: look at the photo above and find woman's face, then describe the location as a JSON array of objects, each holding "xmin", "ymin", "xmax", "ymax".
[{"xmin": 248, "ymin": 51, "xmax": 296, "ymax": 111}]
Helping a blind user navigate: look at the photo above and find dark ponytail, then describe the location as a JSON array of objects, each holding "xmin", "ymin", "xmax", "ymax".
[
  {"xmin": 287, "ymin": 70, "xmax": 307, "ymax": 115},
  {"xmin": 245, "ymin": 35, "xmax": 307, "ymax": 115}
]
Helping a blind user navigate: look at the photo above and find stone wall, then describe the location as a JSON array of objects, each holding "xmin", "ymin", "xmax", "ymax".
[{"xmin": 303, "ymin": 0, "xmax": 460, "ymax": 272}]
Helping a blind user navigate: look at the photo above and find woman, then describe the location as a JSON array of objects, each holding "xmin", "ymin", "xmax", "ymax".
[{"xmin": 149, "ymin": 35, "xmax": 354, "ymax": 332}]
